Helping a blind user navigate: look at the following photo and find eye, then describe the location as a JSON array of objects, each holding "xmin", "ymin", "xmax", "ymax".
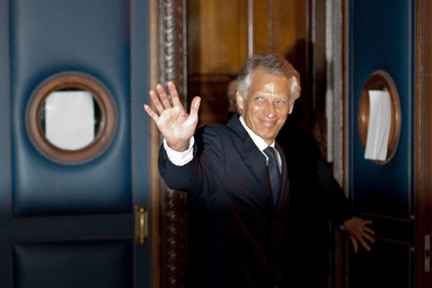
[
  {"xmin": 254, "ymin": 96, "xmax": 265, "ymax": 102},
  {"xmin": 274, "ymin": 99, "xmax": 288, "ymax": 106}
]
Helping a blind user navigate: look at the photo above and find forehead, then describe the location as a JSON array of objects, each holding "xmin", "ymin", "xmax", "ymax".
[{"xmin": 248, "ymin": 68, "xmax": 291, "ymax": 98}]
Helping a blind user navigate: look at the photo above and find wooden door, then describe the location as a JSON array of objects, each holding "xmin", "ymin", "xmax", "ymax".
[
  {"xmin": 0, "ymin": 1, "xmax": 153, "ymax": 287},
  {"xmin": 346, "ymin": 0, "xmax": 415, "ymax": 287}
]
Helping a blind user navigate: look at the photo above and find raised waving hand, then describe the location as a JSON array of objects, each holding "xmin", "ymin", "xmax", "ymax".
[{"xmin": 143, "ymin": 82, "xmax": 201, "ymax": 152}]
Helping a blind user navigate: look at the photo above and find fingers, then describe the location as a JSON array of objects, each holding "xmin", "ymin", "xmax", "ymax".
[
  {"xmin": 350, "ymin": 234, "xmax": 371, "ymax": 253},
  {"xmin": 364, "ymin": 228, "xmax": 375, "ymax": 238},
  {"xmin": 147, "ymin": 82, "xmax": 186, "ymax": 111},
  {"xmin": 363, "ymin": 219, "xmax": 373, "ymax": 225},
  {"xmin": 350, "ymin": 234, "xmax": 372, "ymax": 253},
  {"xmin": 148, "ymin": 89, "xmax": 165, "ymax": 114},
  {"xmin": 344, "ymin": 217, "xmax": 376, "ymax": 252},
  {"xmin": 350, "ymin": 236, "xmax": 359, "ymax": 253},
  {"xmin": 145, "ymin": 82, "xmax": 197, "ymax": 129},
  {"xmin": 144, "ymin": 84, "xmax": 173, "ymax": 124},
  {"xmin": 143, "ymin": 104, "xmax": 159, "ymax": 122},
  {"xmin": 147, "ymin": 83, "xmax": 174, "ymax": 112},
  {"xmin": 362, "ymin": 234, "xmax": 375, "ymax": 246},
  {"xmin": 155, "ymin": 83, "xmax": 173, "ymax": 111},
  {"xmin": 189, "ymin": 96, "xmax": 201, "ymax": 118},
  {"xmin": 358, "ymin": 220, "xmax": 375, "ymax": 243},
  {"xmin": 357, "ymin": 237, "xmax": 371, "ymax": 252},
  {"xmin": 363, "ymin": 225, "xmax": 375, "ymax": 236},
  {"xmin": 168, "ymin": 82, "xmax": 183, "ymax": 108}
]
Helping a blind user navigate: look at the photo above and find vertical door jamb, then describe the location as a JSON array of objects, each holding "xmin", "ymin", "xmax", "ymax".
[{"xmin": 157, "ymin": 1, "xmax": 188, "ymax": 288}]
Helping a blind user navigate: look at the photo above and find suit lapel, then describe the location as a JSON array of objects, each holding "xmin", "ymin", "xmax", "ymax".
[
  {"xmin": 275, "ymin": 143, "xmax": 289, "ymax": 210},
  {"xmin": 227, "ymin": 116, "xmax": 272, "ymax": 196}
]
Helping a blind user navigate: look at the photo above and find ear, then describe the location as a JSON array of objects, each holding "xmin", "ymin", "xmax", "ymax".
[
  {"xmin": 288, "ymin": 104, "xmax": 294, "ymax": 114},
  {"xmin": 288, "ymin": 101, "xmax": 296, "ymax": 114},
  {"xmin": 236, "ymin": 91, "xmax": 245, "ymax": 110}
]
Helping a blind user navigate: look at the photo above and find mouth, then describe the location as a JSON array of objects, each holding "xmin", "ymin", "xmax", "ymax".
[{"xmin": 261, "ymin": 118, "xmax": 278, "ymax": 128}]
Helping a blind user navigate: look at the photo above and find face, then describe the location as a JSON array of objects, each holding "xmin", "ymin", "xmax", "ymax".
[{"xmin": 236, "ymin": 68, "xmax": 294, "ymax": 145}]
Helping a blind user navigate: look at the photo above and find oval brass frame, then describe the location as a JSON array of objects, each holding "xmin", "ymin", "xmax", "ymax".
[
  {"xmin": 26, "ymin": 72, "xmax": 117, "ymax": 164},
  {"xmin": 358, "ymin": 70, "xmax": 401, "ymax": 164}
]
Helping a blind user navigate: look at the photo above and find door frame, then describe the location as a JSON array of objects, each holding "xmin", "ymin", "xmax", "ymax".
[
  {"xmin": 415, "ymin": 0, "xmax": 431, "ymax": 287},
  {"xmin": 150, "ymin": 1, "xmax": 188, "ymax": 288},
  {"xmin": 151, "ymin": 1, "xmax": 351, "ymax": 287}
]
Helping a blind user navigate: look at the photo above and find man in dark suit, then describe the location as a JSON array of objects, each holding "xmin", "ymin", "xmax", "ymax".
[{"xmin": 144, "ymin": 53, "xmax": 374, "ymax": 288}]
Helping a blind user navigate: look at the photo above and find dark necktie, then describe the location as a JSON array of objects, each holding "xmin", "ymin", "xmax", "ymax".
[{"xmin": 264, "ymin": 146, "xmax": 281, "ymax": 204}]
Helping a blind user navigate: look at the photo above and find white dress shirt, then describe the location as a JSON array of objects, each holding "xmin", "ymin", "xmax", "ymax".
[{"xmin": 164, "ymin": 116, "xmax": 282, "ymax": 170}]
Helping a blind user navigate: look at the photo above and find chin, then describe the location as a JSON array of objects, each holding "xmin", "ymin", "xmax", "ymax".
[{"xmin": 259, "ymin": 133, "xmax": 278, "ymax": 143}]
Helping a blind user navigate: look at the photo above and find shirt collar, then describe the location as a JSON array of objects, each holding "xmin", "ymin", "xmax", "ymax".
[{"xmin": 239, "ymin": 116, "xmax": 275, "ymax": 151}]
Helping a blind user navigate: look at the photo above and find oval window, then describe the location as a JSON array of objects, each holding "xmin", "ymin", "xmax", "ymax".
[
  {"xmin": 26, "ymin": 72, "xmax": 117, "ymax": 164},
  {"xmin": 358, "ymin": 70, "xmax": 401, "ymax": 164}
]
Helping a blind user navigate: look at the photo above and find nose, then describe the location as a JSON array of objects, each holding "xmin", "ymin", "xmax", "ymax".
[{"xmin": 264, "ymin": 102, "xmax": 276, "ymax": 117}]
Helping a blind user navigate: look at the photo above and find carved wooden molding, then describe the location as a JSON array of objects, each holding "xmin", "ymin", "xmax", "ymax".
[
  {"xmin": 159, "ymin": 0, "xmax": 187, "ymax": 100},
  {"xmin": 158, "ymin": 1, "xmax": 188, "ymax": 288}
]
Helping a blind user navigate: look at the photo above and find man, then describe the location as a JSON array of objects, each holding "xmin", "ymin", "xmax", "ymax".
[
  {"xmin": 224, "ymin": 69, "xmax": 375, "ymax": 287},
  {"xmin": 144, "ymin": 53, "xmax": 374, "ymax": 287}
]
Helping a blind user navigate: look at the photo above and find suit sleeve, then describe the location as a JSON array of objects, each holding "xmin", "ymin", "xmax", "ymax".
[
  {"xmin": 315, "ymin": 159, "xmax": 354, "ymax": 227},
  {"xmin": 283, "ymin": 127, "xmax": 354, "ymax": 227},
  {"xmin": 158, "ymin": 124, "xmax": 226, "ymax": 197}
]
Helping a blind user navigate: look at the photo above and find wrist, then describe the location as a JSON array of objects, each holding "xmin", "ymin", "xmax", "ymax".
[
  {"xmin": 163, "ymin": 138, "xmax": 195, "ymax": 166},
  {"xmin": 166, "ymin": 141, "xmax": 190, "ymax": 152}
]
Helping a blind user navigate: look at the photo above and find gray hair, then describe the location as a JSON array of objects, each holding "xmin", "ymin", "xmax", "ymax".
[{"xmin": 236, "ymin": 53, "xmax": 301, "ymax": 112}]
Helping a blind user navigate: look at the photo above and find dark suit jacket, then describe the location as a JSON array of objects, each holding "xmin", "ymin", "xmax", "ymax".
[
  {"xmin": 159, "ymin": 115, "xmax": 353, "ymax": 288},
  {"xmin": 277, "ymin": 119, "xmax": 354, "ymax": 287}
]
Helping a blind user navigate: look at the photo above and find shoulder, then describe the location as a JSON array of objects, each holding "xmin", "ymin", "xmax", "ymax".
[
  {"xmin": 195, "ymin": 123, "xmax": 237, "ymax": 148},
  {"xmin": 197, "ymin": 123, "xmax": 230, "ymax": 137},
  {"xmin": 279, "ymin": 128, "xmax": 320, "ymax": 159}
]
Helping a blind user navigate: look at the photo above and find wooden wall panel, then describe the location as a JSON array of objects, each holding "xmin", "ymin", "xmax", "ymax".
[
  {"xmin": 187, "ymin": 0, "xmax": 308, "ymax": 126},
  {"xmin": 187, "ymin": 1, "xmax": 248, "ymax": 75},
  {"xmin": 254, "ymin": 0, "xmax": 307, "ymax": 56},
  {"xmin": 253, "ymin": 0, "xmax": 271, "ymax": 54}
]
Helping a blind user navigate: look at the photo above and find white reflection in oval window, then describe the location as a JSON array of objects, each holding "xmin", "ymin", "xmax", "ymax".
[{"xmin": 45, "ymin": 91, "xmax": 95, "ymax": 150}]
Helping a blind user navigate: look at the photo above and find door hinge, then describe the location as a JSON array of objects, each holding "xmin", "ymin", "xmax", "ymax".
[{"xmin": 134, "ymin": 205, "xmax": 148, "ymax": 246}]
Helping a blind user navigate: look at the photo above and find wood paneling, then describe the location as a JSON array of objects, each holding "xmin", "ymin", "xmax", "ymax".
[
  {"xmin": 187, "ymin": 0, "xmax": 248, "ymax": 75},
  {"xmin": 187, "ymin": 0, "xmax": 308, "ymax": 126},
  {"xmin": 253, "ymin": 0, "xmax": 307, "ymax": 56}
]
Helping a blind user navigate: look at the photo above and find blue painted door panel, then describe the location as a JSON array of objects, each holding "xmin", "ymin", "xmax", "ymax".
[
  {"xmin": 350, "ymin": 0, "xmax": 413, "ymax": 219},
  {"xmin": 348, "ymin": 0, "xmax": 414, "ymax": 287},
  {"xmin": 0, "ymin": 0, "xmax": 151, "ymax": 287},
  {"xmin": 10, "ymin": 0, "xmax": 132, "ymax": 216},
  {"xmin": 13, "ymin": 240, "xmax": 133, "ymax": 288},
  {"xmin": 350, "ymin": 240, "xmax": 411, "ymax": 287}
]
